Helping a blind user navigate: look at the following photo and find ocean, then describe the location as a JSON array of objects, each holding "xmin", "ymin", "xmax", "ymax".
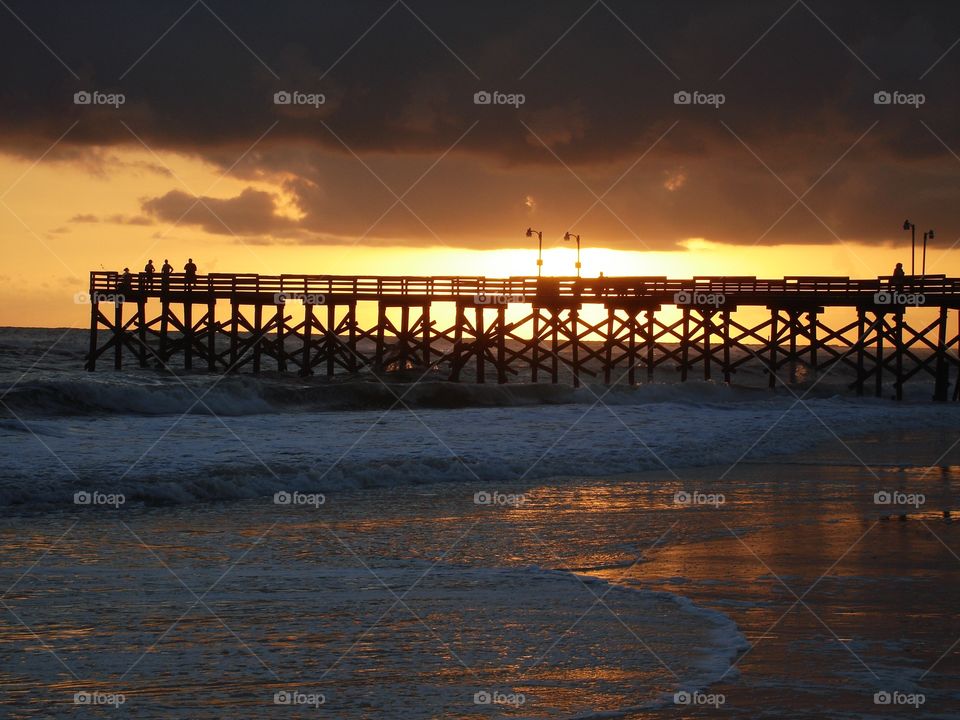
[{"xmin": 1, "ymin": 327, "xmax": 959, "ymax": 717}]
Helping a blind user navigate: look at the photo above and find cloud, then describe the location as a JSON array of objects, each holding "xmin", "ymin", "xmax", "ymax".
[
  {"xmin": 2, "ymin": 1, "xmax": 960, "ymax": 248},
  {"xmin": 69, "ymin": 213, "xmax": 153, "ymax": 225},
  {"xmin": 141, "ymin": 187, "xmax": 296, "ymax": 236}
]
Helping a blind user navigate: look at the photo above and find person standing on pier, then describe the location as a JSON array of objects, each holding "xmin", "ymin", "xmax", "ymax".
[
  {"xmin": 161, "ymin": 259, "xmax": 173, "ymax": 292},
  {"xmin": 892, "ymin": 262, "xmax": 906, "ymax": 289},
  {"xmin": 184, "ymin": 258, "xmax": 197, "ymax": 290},
  {"xmin": 143, "ymin": 259, "xmax": 155, "ymax": 290},
  {"xmin": 118, "ymin": 267, "xmax": 132, "ymax": 293}
]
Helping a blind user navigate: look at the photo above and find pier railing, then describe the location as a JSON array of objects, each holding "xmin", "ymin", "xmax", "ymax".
[{"xmin": 90, "ymin": 271, "xmax": 957, "ymax": 303}]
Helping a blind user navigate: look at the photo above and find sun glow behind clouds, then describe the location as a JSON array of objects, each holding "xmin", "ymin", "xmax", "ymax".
[{"xmin": 0, "ymin": 148, "xmax": 946, "ymax": 327}]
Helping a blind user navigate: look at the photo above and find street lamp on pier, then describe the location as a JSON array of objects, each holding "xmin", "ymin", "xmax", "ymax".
[
  {"xmin": 526, "ymin": 228, "xmax": 543, "ymax": 276},
  {"xmin": 903, "ymin": 219, "xmax": 916, "ymax": 275},
  {"xmin": 922, "ymin": 229, "xmax": 935, "ymax": 278},
  {"xmin": 563, "ymin": 232, "xmax": 581, "ymax": 277}
]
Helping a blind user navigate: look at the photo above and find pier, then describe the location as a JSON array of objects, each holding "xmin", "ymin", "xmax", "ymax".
[{"xmin": 84, "ymin": 271, "xmax": 960, "ymax": 400}]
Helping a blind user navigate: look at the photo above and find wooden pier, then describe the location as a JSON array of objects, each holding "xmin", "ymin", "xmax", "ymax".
[{"xmin": 84, "ymin": 271, "xmax": 960, "ymax": 400}]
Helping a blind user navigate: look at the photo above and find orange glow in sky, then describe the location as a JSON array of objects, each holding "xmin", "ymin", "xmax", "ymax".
[{"xmin": 1, "ymin": 148, "xmax": 955, "ymax": 328}]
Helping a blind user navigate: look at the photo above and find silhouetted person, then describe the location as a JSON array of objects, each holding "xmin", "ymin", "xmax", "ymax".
[
  {"xmin": 184, "ymin": 258, "xmax": 197, "ymax": 290},
  {"xmin": 143, "ymin": 259, "xmax": 155, "ymax": 290},
  {"xmin": 892, "ymin": 262, "xmax": 905, "ymax": 289},
  {"xmin": 161, "ymin": 259, "xmax": 173, "ymax": 292},
  {"xmin": 118, "ymin": 267, "xmax": 132, "ymax": 293}
]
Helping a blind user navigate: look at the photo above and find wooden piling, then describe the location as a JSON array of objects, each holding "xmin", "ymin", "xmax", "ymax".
[
  {"xmin": 855, "ymin": 310, "xmax": 865, "ymax": 396},
  {"xmin": 722, "ymin": 310, "xmax": 731, "ymax": 383},
  {"xmin": 274, "ymin": 303, "xmax": 285, "ymax": 372},
  {"xmin": 875, "ymin": 313, "xmax": 884, "ymax": 399},
  {"xmin": 645, "ymin": 309, "xmax": 654, "ymax": 383},
  {"xmin": 159, "ymin": 299, "xmax": 170, "ymax": 367},
  {"xmin": 934, "ymin": 306, "xmax": 949, "ymax": 401},
  {"xmin": 207, "ymin": 300, "xmax": 217, "ymax": 372},
  {"xmin": 302, "ymin": 303, "xmax": 314, "ymax": 377},
  {"xmin": 768, "ymin": 309, "xmax": 777, "ymax": 389},
  {"xmin": 703, "ymin": 310, "xmax": 712, "ymax": 381},
  {"xmin": 680, "ymin": 307, "xmax": 690, "ymax": 383},
  {"xmin": 252, "ymin": 303, "xmax": 262, "ymax": 374},
  {"xmin": 114, "ymin": 300, "xmax": 123, "ymax": 370},
  {"xmin": 497, "ymin": 306, "xmax": 507, "ymax": 384},
  {"xmin": 86, "ymin": 299, "xmax": 98, "ymax": 371},
  {"xmin": 184, "ymin": 300, "xmax": 193, "ymax": 371},
  {"xmin": 476, "ymin": 306, "xmax": 485, "ymax": 384},
  {"xmin": 137, "ymin": 300, "xmax": 148, "ymax": 368},
  {"xmin": 894, "ymin": 311, "xmax": 904, "ymax": 401}
]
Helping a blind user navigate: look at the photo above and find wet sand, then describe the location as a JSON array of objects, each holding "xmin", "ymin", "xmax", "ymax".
[
  {"xmin": 2, "ymin": 427, "xmax": 959, "ymax": 717},
  {"xmin": 593, "ymin": 429, "xmax": 960, "ymax": 718}
]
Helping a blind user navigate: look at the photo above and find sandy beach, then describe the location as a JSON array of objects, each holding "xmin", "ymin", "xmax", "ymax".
[
  {"xmin": 595, "ymin": 430, "xmax": 960, "ymax": 718},
  {"xmin": 2, "ymin": 425, "xmax": 958, "ymax": 717}
]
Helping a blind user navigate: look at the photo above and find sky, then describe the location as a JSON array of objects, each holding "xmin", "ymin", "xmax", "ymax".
[{"xmin": 1, "ymin": 0, "xmax": 960, "ymax": 326}]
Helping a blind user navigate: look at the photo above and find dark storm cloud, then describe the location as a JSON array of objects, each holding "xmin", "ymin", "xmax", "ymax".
[
  {"xmin": 2, "ymin": 0, "xmax": 960, "ymax": 248},
  {"xmin": 141, "ymin": 187, "xmax": 295, "ymax": 235}
]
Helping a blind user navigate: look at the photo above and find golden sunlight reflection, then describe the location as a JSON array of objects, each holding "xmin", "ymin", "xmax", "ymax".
[{"xmin": 0, "ymin": 147, "xmax": 950, "ymax": 327}]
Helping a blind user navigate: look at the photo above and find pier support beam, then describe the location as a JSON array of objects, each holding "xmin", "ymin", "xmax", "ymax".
[{"xmin": 934, "ymin": 306, "xmax": 950, "ymax": 401}]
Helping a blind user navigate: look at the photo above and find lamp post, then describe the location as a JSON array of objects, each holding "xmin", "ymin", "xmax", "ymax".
[
  {"xmin": 526, "ymin": 227, "xmax": 543, "ymax": 276},
  {"xmin": 903, "ymin": 219, "xmax": 915, "ymax": 275},
  {"xmin": 922, "ymin": 229, "xmax": 934, "ymax": 277},
  {"xmin": 563, "ymin": 232, "xmax": 581, "ymax": 277}
]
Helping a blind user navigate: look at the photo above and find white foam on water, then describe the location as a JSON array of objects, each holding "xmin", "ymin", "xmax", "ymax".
[{"xmin": 2, "ymin": 392, "xmax": 959, "ymax": 511}]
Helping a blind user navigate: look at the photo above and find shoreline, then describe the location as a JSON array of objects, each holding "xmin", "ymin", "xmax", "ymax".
[
  {"xmin": 584, "ymin": 430, "xmax": 960, "ymax": 718},
  {"xmin": 1, "ymin": 405, "xmax": 958, "ymax": 716}
]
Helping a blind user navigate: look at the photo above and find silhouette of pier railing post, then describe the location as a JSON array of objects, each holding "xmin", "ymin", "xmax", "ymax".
[{"xmin": 83, "ymin": 271, "xmax": 960, "ymax": 401}]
